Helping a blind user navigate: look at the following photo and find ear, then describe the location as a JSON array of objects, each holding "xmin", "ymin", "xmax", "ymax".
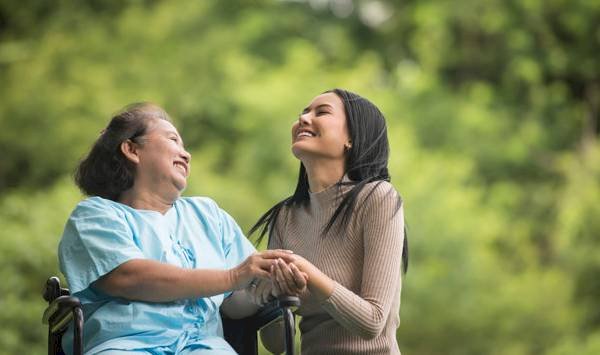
[{"xmin": 120, "ymin": 139, "xmax": 141, "ymax": 164}]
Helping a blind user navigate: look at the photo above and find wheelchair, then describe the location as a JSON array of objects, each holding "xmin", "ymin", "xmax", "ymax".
[{"xmin": 43, "ymin": 276, "xmax": 299, "ymax": 355}]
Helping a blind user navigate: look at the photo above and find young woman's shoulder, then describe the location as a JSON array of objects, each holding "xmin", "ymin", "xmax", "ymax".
[
  {"xmin": 353, "ymin": 180, "xmax": 402, "ymax": 217},
  {"xmin": 360, "ymin": 180, "xmax": 401, "ymax": 203}
]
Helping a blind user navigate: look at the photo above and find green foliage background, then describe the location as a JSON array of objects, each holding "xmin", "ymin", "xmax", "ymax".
[{"xmin": 1, "ymin": 0, "xmax": 599, "ymax": 354}]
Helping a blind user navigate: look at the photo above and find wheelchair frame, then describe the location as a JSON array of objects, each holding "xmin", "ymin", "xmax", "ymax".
[{"xmin": 42, "ymin": 276, "xmax": 299, "ymax": 355}]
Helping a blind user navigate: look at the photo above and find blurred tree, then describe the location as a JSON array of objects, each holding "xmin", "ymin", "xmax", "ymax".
[{"xmin": 0, "ymin": 0, "xmax": 598, "ymax": 354}]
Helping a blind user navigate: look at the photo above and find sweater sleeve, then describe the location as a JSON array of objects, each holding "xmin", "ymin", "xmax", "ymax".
[{"xmin": 320, "ymin": 182, "xmax": 405, "ymax": 339}]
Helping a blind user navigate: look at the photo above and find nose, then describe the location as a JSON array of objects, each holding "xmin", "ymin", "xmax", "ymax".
[
  {"xmin": 298, "ymin": 112, "xmax": 311, "ymax": 126},
  {"xmin": 180, "ymin": 149, "xmax": 191, "ymax": 164}
]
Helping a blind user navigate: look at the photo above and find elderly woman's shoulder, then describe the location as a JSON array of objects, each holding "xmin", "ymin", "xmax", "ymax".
[
  {"xmin": 74, "ymin": 196, "xmax": 119, "ymax": 211},
  {"xmin": 68, "ymin": 196, "xmax": 127, "ymax": 220},
  {"xmin": 178, "ymin": 196, "xmax": 222, "ymax": 213}
]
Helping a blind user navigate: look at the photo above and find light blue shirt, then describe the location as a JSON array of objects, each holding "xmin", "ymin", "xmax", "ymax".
[{"xmin": 58, "ymin": 196, "xmax": 255, "ymax": 354}]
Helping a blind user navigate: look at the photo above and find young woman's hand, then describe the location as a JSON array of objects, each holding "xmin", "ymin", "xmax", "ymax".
[
  {"xmin": 230, "ymin": 250, "xmax": 295, "ymax": 290},
  {"xmin": 271, "ymin": 258, "xmax": 309, "ymax": 296},
  {"xmin": 282, "ymin": 254, "xmax": 335, "ymax": 302}
]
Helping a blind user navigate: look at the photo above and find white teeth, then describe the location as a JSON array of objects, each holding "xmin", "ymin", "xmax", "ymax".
[
  {"xmin": 174, "ymin": 163, "xmax": 186, "ymax": 173},
  {"xmin": 298, "ymin": 132, "xmax": 314, "ymax": 138}
]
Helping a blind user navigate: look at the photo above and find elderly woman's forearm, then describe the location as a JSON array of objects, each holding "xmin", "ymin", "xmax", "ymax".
[{"xmin": 94, "ymin": 259, "xmax": 236, "ymax": 302}]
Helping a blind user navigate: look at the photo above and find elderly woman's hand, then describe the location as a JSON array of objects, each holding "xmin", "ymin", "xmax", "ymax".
[{"xmin": 230, "ymin": 250, "xmax": 295, "ymax": 290}]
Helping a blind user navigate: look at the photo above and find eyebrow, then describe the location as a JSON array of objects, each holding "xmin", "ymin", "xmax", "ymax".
[
  {"xmin": 162, "ymin": 130, "xmax": 183, "ymax": 141},
  {"xmin": 302, "ymin": 103, "xmax": 334, "ymax": 113},
  {"xmin": 164, "ymin": 129, "xmax": 180, "ymax": 136}
]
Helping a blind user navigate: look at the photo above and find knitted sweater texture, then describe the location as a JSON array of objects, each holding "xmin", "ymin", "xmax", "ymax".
[{"xmin": 269, "ymin": 180, "xmax": 404, "ymax": 355}]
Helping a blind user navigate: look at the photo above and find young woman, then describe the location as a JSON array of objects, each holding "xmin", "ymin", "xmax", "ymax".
[
  {"xmin": 250, "ymin": 89, "xmax": 408, "ymax": 355},
  {"xmin": 58, "ymin": 103, "xmax": 294, "ymax": 354}
]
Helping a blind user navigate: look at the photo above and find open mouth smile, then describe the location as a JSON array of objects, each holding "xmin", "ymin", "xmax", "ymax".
[
  {"xmin": 296, "ymin": 129, "xmax": 316, "ymax": 139},
  {"xmin": 174, "ymin": 161, "xmax": 188, "ymax": 176}
]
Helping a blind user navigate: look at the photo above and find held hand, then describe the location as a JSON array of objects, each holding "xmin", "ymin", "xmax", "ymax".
[
  {"xmin": 271, "ymin": 258, "xmax": 309, "ymax": 296},
  {"xmin": 285, "ymin": 254, "xmax": 334, "ymax": 302},
  {"xmin": 230, "ymin": 250, "xmax": 295, "ymax": 290},
  {"xmin": 247, "ymin": 278, "xmax": 278, "ymax": 306}
]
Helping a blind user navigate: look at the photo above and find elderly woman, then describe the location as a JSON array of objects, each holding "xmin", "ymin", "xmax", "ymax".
[
  {"xmin": 251, "ymin": 89, "xmax": 408, "ymax": 354},
  {"xmin": 59, "ymin": 103, "xmax": 294, "ymax": 355}
]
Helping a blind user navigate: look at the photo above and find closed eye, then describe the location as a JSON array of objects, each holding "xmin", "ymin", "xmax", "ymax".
[{"xmin": 170, "ymin": 137, "xmax": 184, "ymax": 148}]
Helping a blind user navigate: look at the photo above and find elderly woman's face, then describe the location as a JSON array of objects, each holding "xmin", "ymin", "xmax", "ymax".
[
  {"xmin": 134, "ymin": 119, "xmax": 191, "ymax": 193},
  {"xmin": 291, "ymin": 92, "xmax": 350, "ymax": 163}
]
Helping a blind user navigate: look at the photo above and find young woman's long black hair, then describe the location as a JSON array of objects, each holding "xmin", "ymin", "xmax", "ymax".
[{"xmin": 250, "ymin": 89, "xmax": 408, "ymax": 273}]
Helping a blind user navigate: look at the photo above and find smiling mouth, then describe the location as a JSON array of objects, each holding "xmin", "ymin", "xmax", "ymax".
[
  {"xmin": 174, "ymin": 162, "xmax": 188, "ymax": 175},
  {"xmin": 296, "ymin": 130, "xmax": 316, "ymax": 139}
]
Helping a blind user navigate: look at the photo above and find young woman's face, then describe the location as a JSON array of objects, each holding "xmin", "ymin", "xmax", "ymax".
[
  {"xmin": 291, "ymin": 92, "xmax": 350, "ymax": 163},
  {"xmin": 134, "ymin": 119, "xmax": 191, "ymax": 193}
]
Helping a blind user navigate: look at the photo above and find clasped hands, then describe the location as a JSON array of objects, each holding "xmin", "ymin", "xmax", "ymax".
[{"xmin": 246, "ymin": 254, "xmax": 310, "ymax": 306}]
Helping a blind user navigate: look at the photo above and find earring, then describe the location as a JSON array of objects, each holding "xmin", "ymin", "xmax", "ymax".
[{"xmin": 344, "ymin": 143, "xmax": 352, "ymax": 151}]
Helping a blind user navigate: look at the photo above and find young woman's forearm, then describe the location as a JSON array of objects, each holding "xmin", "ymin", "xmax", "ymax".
[{"xmin": 301, "ymin": 262, "xmax": 335, "ymax": 302}]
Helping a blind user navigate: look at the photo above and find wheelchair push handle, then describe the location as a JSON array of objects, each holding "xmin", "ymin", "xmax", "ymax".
[
  {"xmin": 42, "ymin": 277, "xmax": 84, "ymax": 355},
  {"xmin": 278, "ymin": 295, "xmax": 300, "ymax": 355}
]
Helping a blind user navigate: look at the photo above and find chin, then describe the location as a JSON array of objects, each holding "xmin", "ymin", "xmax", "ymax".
[
  {"xmin": 178, "ymin": 183, "xmax": 188, "ymax": 192},
  {"xmin": 174, "ymin": 179, "xmax": 188, "ymax": 193},
  {"xmin": 291, "ymin": 143, "xmax": 310, "ymax": 159},
  {"xmin": 293, "ymin": 144, "xmax": 326, "ymax": 162},
  {"xmin": 292, "ymin": 146, "xmax": 306, "ymax": 160}
]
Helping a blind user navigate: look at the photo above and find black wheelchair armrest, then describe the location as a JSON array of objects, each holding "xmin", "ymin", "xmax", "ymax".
[
  {"xmin": 275, "ymin": 296, "xmax": 300, "ymax": 355},
  {"xmin": 43, "ymin": 277, "xmax": 84, "ymax": 355},
  {"xmin": 253, "ymin": 295, "xmax": 301, "ymax": 328},
  {"xmin": 222, "ymin": 295, "xmax": 300, "ymax": 355},
  {"xmin": 42, "ymin": 295, "xmax": 82, "ymax": 333}
]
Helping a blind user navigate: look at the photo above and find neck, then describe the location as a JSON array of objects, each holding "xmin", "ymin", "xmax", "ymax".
[
  {"xmin": 118, "ymin": 184, "xmax": 179, "ymax": 214},
  {"xmin": 303, "ymin": 158, "xmax": 345, "ymax": 193}
]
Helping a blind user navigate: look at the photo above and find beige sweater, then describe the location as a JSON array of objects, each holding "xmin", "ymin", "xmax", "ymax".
[{"xmin": 269, "ymin": 180, "xmax": 404, "ymax": 355}]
